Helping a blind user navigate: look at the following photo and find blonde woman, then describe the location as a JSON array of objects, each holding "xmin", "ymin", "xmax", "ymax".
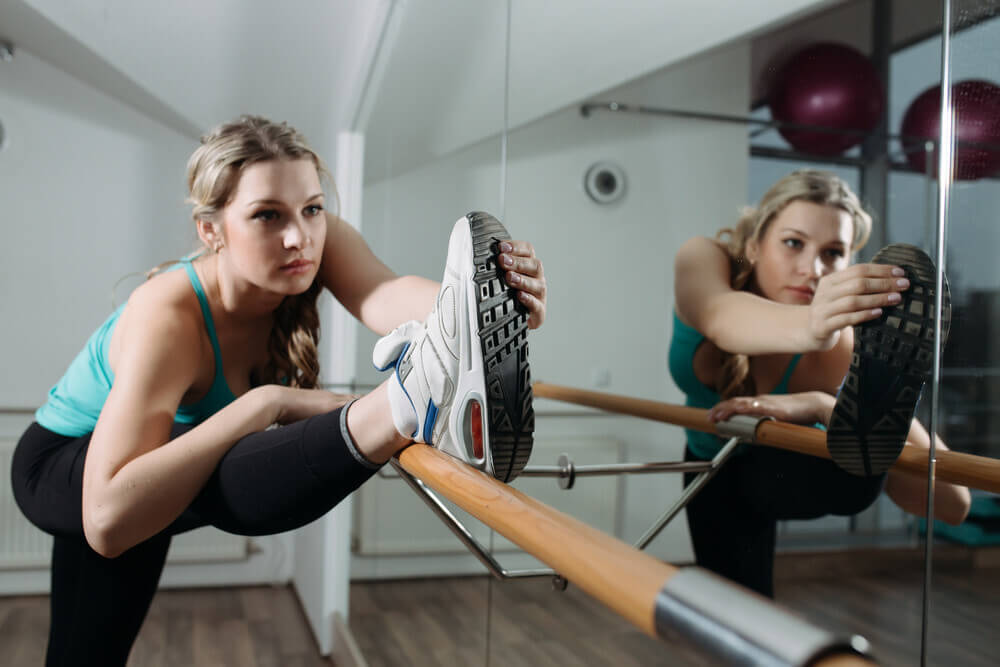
[
  {"xmin": 12, "ymin": 116, "xmax": 544, "ymax": 666},
  {"xmin": 670, "ymin": 169, "xmax": 969, "ymax": 597}
]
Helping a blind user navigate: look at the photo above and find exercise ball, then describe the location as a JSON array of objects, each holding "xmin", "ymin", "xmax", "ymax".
[
  {"xmin": 900, "ymin": 79, "xmax": 1000, "ymax": 180},
  {"xmin": 769, "ymin": 43, "xmax": 885, "ymax": 155}
]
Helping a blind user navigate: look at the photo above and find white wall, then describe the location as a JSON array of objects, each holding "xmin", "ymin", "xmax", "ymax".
[
  {"xmin": 0, "ymin": 49, "xmax": 193, "ymax": 410},
  {"xmin": 354, "ymin": 39, "xmax": 751, "ymax": 574}
]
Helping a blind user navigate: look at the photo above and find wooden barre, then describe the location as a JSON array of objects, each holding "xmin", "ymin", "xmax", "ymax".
[
  {"xmin": 396, "ymin": 444, "xmax": 873, "ymax": 665},
  {"xmin": 398, "ymin": 444, "xmax": 670, "ymax": 635},
  {"xmin": 533, "ymin": 381, "xmax": 1000, "ymax": 495}
]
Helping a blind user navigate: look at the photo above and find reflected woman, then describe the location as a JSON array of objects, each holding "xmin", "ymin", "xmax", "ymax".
[{"xmin": 669, "ymin": 169, "xmax": 970, "ymax": 597}]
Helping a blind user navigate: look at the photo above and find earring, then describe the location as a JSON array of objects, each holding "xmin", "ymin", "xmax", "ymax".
[{"xmin": 214, "ymin": 241, "xmax": 224, "ymax": 253}]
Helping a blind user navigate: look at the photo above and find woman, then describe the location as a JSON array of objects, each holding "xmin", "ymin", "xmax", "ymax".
[
  {"xmin": 669, "ymin": 169, "xmax": 969, "ymax": 597},
  {"xmin": 12, "ymin": 116, "xmax": 545, "ymax": 666}
]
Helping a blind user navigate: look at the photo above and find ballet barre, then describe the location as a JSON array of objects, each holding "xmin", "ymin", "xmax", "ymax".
[
  {"xmin": 396, "ymin": 444, "xmax": 875, "ymax": 665},
  {"xmin": 532, "ymin": 382, "xmax": 1000, "ymax": 494}
]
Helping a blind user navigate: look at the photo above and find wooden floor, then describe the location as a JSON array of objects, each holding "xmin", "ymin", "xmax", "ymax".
[
  {"xmin": 348, "ymin": 561, "xmax": 1000, "ymax": 666},
  {"xmin": 0, "ymin": 586, "xmax": 332, "ymax": 667},
  {"xmin": 2, "ymin": 559, "xmax": 999, "ymax": 666}
]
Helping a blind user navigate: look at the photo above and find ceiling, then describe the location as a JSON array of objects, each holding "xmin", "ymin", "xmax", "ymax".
[
  {"xmin": 4, "ymin": 0, "xmax": 927, "ymax": 180},
  {"xmin": 0, "ymin": 0, "xmax": 392, "ymax": 152}
]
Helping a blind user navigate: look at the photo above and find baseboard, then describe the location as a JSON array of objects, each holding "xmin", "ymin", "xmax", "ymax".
[{"xmin": 331, "ymin": 611, "xmax": 368, "ymax": 667}]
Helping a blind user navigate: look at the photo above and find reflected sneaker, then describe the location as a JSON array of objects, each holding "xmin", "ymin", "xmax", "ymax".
[
  {"xmin": 827, "ymin": 244, "xmax": 951, "ymax": 476},
  {"xmin": 372, "ymin": 212, "xmax": 535, "ymax": 482}
]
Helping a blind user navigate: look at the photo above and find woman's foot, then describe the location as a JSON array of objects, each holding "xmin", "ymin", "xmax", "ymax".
[
  {"xmin": 373, "ymin": 212, "xmax": 535, "ymax": 482},
  {"xmin": 828, "ymin": 243, "xmax": 951, "ymax": 476}
]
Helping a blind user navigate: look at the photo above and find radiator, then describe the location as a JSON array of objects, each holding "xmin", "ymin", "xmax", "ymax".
[{"xmin": 0, "ymin": 435, "xmax": 248, "ymax": 570}]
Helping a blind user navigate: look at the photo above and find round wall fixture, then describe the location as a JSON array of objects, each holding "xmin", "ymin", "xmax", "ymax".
[{"xmin": 584, "ymin": 161, "xmax": 626, "ymax": 204}]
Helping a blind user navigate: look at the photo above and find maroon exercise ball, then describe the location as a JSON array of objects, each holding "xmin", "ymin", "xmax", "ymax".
[
  {"xmin": 769, "ymin": 43, "xmax": 885, "ymax": 155},
  {"xmin": 900, "ymin": 79, "xmax": 1000, "ymax": 180}
]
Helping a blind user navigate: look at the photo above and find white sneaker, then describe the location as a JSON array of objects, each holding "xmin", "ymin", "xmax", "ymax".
[{"xmin": 373, "ymin": 212, "xmax": 535, "ymax": 482}]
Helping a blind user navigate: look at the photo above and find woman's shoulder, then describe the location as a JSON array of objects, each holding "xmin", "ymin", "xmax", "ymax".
[
  {"xmin": 130, "ymin": 266, "xmax": 199, "ymax": 307},
  {"xmin": 119, "ymin": 268, "xmax": 205, "ymax": 341},
  {"xmin": 677, "ymin": 235, "xmax": 727, "ymax": 258}
]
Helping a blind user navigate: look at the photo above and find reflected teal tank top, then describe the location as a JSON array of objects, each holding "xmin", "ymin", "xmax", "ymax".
[
  {"xmin": 35, "ymin": 260, "xmax": 237, "ymax": 437},
  {"xmin": 668, "ymin": 312, "xmax": 801, "ymax": 460}
]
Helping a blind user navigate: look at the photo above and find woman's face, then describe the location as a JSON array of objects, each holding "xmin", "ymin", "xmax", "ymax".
[
  {"xmin": 216, "ymin": 158, "xmax": 327, "ymax": 295},
  {"xmin": 747, "ymin": 200, "xmax": 853, "ymax": 305}
]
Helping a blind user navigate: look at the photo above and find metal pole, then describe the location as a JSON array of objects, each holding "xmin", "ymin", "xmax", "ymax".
[
  {"xmin": 922, "ymin": 2, "xmax": 954, "ymax": 663},
  {"xmin": 635, "ymin": 437, "xmax": 742, "ymax": 551}
]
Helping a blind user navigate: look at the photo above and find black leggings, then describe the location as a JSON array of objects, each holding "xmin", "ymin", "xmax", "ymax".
[
  {"xmin": 683, "ymin": 444, "xmax": 885, "ymax": 598},
  {"xmin": 11, "ymin": 406, "xmax": 380, "ymax": 667}
]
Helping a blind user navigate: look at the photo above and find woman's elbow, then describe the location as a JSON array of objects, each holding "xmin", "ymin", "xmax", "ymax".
[
  {"xmin": 83, "ymin": 502, "xmax": 127, "ymax": 559},
  {"xmin": 938, "ymin": 488, "xmax": 972, "ymax": 526}
]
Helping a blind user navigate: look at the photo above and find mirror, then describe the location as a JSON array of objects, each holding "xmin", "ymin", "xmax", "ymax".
[
  {"xmin": 491, "ymin": 0, "xmax": 988, "ymax": 664},
  {"xmin": 928, "ymin": 1, "xmax": 1000, "ymax": 664}
]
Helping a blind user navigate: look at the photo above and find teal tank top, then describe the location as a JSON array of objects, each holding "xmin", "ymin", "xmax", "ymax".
[
  {"xmin": 668, "ymin": 311, "xmax": 802, "ymax": 460},
  {"xmin": 36, "ymin": 260, "xmax": 237, "ymax": 437}
]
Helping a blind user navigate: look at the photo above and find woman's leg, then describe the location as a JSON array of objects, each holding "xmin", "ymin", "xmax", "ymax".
[
  {"xmin": 733, "ymin": 446, "xmax": 886, "ymax": 522},
  {"xmin": 187, "ymin": 392, "xmax": 395, "ymax": 535},
  {"xmin": 45, "ymin": 533, "xmax": 171, "ymax": 667},
  {"xmin": 12, "ymin": 423, "xmax": 187, "ymax": 667},
  {"xmin": 683, "ymin": 447, "xmax": 778, "ymax": 597},
  {"xmin": 688, "ymin": 445, "xmax": 886, "ymax": 597}
]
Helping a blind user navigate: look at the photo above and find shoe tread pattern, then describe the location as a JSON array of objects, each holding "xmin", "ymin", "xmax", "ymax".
[
  {"xmin": 466, "ymin": 211, "xmax": 535, "ymax": 482},
  {"xmin": 828, "ymin": 244, "xmax": 951, "ymax": 476}
]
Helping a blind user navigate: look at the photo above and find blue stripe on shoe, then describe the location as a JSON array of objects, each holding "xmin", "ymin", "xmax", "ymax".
[
  {"xmin": 375, "ymin": 339, "xmax": 408, "ymax": 372},
  {"xmin": 423, "ymin": 399, "xmax": 438, "ymax": 444},
  {"xmin": 392, "ymin": 342, "xmax": 419, "ymax": 438}
]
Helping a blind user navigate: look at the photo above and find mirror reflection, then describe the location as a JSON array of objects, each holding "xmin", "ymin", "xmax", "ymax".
[{"xmin": 930, "ymin": 1, "xmax": 1000, "ymax": 665}]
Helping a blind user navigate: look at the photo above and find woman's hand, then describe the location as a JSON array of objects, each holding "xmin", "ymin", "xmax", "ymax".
[
  {"xmin": 499, "ymin": 240, "xmax": 546, "ymax": 329},
  {"xmin": 807, "ymin": 263, "xmax": 909, "ymax": 350},
  {"xmin": 707, "ymin": 391, "xmax": 835, "ymax": 426},
  {"xmin": 260, "ymin": 386, "xmax": 359, "ymax": 426}
]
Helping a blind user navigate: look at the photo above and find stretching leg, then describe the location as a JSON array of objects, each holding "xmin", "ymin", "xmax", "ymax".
[
  {"xmin": 187, "ymin": 401, "xmax": 383, "ymax": 534},
  {"xmin": 684, "ymin": 448, "xmax": 778, "ymax": 597},
  {"xmin": 45, "ymin": 533, "xmax": 171, "ymax": 667}
]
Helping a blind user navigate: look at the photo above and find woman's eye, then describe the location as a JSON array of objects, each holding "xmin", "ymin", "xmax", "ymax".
[
  {"xmin": 252, "ymin": 209, "xmax": 280, "ymax": 222},
  {"xmin": 783, "ymin": 238, "xmax": 803, "ymax": 249},
  {"xmin": 304, "ymin": 205, "xmax": 324, "ymax": 217},
  {"xmin": 824, "ymin": 248, "xmax": 845, "ymax": 260}
]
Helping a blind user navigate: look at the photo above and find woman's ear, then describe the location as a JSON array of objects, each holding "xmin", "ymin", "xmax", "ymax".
[
  {"xmin": 745, "ymin": 238, "xmax": 759, "ymax": 265},
  {"xmin": 196, "ymin": 219, "xmax": 225, "ymax": 253}
]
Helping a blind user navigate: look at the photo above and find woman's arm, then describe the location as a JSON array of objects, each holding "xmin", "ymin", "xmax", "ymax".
[
  {"xmin": 82, "ymin": 289, "xmax": 348, "ymax": 558},
  {"xmin": 674, "ymin": 236, "xmax": 903, "ymax": 356},
  {"xmin": 319, "ymin": 213, "xmax": 547, "ymax": 335},
  {"xmin": 82, "ymin": 295, "xmax": 269, "ymax": 557},
  {"xmin": 317, "ymin": 213, "xmax": 438, "ymax": 335},
  {"xmin": 675, "ymin": 237, "xmax": 814, "ymax": 354}
]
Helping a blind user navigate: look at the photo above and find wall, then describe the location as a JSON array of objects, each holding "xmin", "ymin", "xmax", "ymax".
[
  {"xmin": 364, "ymin": 0, "xmax": 834, "ymax": 183},
  {"xmin": 353, "ymin": 39, "xmax": 751, "ymax": 575}
]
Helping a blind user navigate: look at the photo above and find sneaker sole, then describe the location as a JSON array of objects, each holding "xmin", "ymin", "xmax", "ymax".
[
  {"xmin": 465, "ymin": 212, "xmax": 535, "ymax": 482},
  {"xmin": 827, "ymin": 244, "xmax": 951, "ymax": 476}
]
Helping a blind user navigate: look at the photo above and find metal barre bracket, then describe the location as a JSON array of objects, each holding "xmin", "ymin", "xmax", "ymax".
[
  {"xmin": 714, "ymin": 414, "xmax": 773, "ymax": 442},
  {"xmin": 388, "ymin": 460, "xmax": 566, "ymax": 590},
  {"xmin": 389, "ymin": 441, "xmax": 739, "ymax": 562}
]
